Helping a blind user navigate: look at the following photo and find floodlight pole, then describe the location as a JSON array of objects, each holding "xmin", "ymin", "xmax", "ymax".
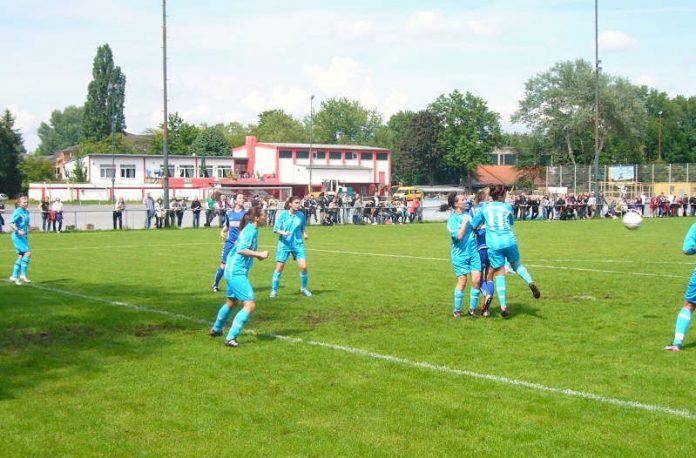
[
  {"xmin": 658, "ymin": 111, "xmax": 663, "ymax": 161},
  {"xmin": 309, "ymin": 94, "xmax": 315, "ymax": 194},
  {"xmin": 162, "ymin": 0, "xmax": 170, "ymax": 216},
  {"xmin": 593, "ymin": 0, "xmax": 601, "ymax": 218}
]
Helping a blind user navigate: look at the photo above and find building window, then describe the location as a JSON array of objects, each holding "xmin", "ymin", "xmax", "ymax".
[
  {"xmin": 217, "ymin": 166, "xmax": 232, "ymax": 178},
  {"xmin": 100, "ymin": 165, "xmax": 115, "ymax": 179},
  {"xmin": 488, "ymin": 153, "xmax": 498, "ymax": 165},
  {"xmin": 377, "ymin": 153, "xmax": 388, "ymax": 161},
  {"xmin": 296, "ymin": 150, "xmax": 309, "ymax": 159},
  {"xmin": 200, "ymin": 166, "xmax": 213, "ymax": 178},
  {"xmin": 279, "ymin": 150, "xmax": 292, "ymax": 159},
  {"xmin": 313, "ymin": 151, "xmax": 325, "ymax": 160},
  {"xmin": 179, "ymin": 165, "xmax": 194, "ymax": 178},
  {"xmin": 503, "ymin": 154, "xmax": 517, "ymax": 166},
  {"xmin": 159, "ymin": 165, "xmax": 175, "ymax": 177},
  {"xmin": 345, "ymin": 152, "xmax": 357, "ymax": 160},
  {"xmin": 361, "ymin": 153, "xmax": 373, "ymax": 161},
  {"xmin": 330, "ymin": 152, "xmax": 342, "ymax": 160},
  {"xmin": 120, "ymin": 164, "xmax": 136, "ymax": 179}
]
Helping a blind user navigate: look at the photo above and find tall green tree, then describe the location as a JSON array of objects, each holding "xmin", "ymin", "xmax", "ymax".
[
  {"xmin": 429, "ymin": 90, "xmax": 502, "ymax": 185},
  {"xmin": 250, "ymin": 110, "xmax": 307, "ymax": 143},
  {"xmin": 382, "ymin": 111, "xmax": 416, "ymax": 184},
  {"xmin": 0, "ymin": 109, "xmax": 26, "ymax": 195},
  {"xmin": 512, "ymin": 59, "xmax": 646, "ymax": 165},
  {"xmin": 189, "ymin": 127, "xmax": 231, "ymax": 156},
  {"xmin": 148, "ymin": 113, "xmax": 200, "ymax": 155},
  {"xmin": 20, "ymin": 155, "xmax": 55, "ymax": 187},
  {"xmin": 82, "ymin": 44, "xmax": 126, "ymax": 142},
  {"xmin": 311, "ymin": 98, "xmax": 383, "ymax": 144},
  {"xmin": 396, "ymin": 110, "xmax": 443, "ymax": 185},
  {"xmin": 36, "ymin": 105, "xmax": 84, "ymax": 155}
]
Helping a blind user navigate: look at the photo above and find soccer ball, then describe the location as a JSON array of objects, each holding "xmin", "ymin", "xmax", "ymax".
[{"xmin": 622, "ymin": 211, "xmax": 643, "ymax": 230}]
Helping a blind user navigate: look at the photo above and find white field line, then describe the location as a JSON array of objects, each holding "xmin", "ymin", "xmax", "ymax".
[{"xmin": 13, "ymin": 281, "xmax": 696, "ymax": 421}]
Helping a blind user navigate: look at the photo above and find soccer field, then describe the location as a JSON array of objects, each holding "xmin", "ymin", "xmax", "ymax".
[{"xmin": 2, "ymin": 218, "xmax": 696, "ymax": 456}]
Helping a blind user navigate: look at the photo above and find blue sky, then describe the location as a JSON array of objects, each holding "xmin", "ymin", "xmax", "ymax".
[{"xmin": 1, "ymin": 0, "xmax": 695, "ymax": 152}]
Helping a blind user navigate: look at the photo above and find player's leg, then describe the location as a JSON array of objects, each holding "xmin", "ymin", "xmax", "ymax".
[
  {"xmin": 225, "ymin": 276, "xmax": 257, "ymax": 347},
  {"xmin": 212, "ymin": 243, "xmax": 232, "ymax": 292},
  {"xmin": 270, "ymin": 246, "xmax": 289, "ymax": 297},
  {"xmin": 210, "ymin": 297, "xmax": 237, "ymax": 336},
  {"xmin": 507, "ymin": 246, "xmax": 541, "ymax": 299},
  {"xmin": 10, "ymin": 253, "xmax": 22, "ymax": 284},
  {"xmin": 19, "ymin": 250, "xmax": 31, "ymax": 282},
  {"xmin": 452, "ymin": 272, "xmax": 467, "ymax": 318},
  {"xmin": 296, "ymin": 248, "xmax": 311, "ymax": 296},
  {"xmin": 666, "ymin": 275, "xmax": 696, "ymax": 351},
  {"xmin": 488, "ymin": 248, "xmax": 510, "ymax": 317}
]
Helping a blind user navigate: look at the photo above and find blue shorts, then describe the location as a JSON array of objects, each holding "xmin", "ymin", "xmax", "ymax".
[
  {"xmin": 225, "ymin": 274, "xmax": 255, "ymax": 301},
  {"xmin": 276, "ymin": 243, "xmax": 306, "ymax": 263},
  {"xmin": 12, "ymin": 234, "xmax": 30, "ymax": 255},
  {"xmin": 685, "ymin": 270, "xmax": 696, "ymax": 304},
  {"xmin": 221, "ymin": 241, "xmax": 235, "ymax": 264},
  {"xmin": 478, "ymin": 248, "xmax": 490, "ymax": 272},
  {"xmin": 488, "ymin": 245, "xmax": 520, "ymax": 269},
  {"xmin": 452, "ymin": 252, "xmax": 482, "ymax": 277}
]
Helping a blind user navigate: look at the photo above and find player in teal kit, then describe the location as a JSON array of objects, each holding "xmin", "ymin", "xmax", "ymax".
[
  {"xmin": 445, "ymin": 193, "xmax": 482, "ymax": 318},
  {"xmin": 269, "ymin": 196, "xmax": 311, "ymax": 298},
  {"xmin": 471, "ymin": 185, "xmax": 540, "ymax": 317},
  {"xmin": 208, "ymin": 206, "xmax": 269, "ymax": 347},
  {"xmin": 8, "ymin": 195, "xmax": 32, "ymax": 285},
  {"xmin": 665, "ymin": 223, "xmax": 696, "ymax": 351},
  {"xmin": 211, "ymin": 193, "xmax": 247, "ymax": 292}
]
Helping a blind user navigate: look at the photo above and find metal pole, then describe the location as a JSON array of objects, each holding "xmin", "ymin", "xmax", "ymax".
[
  {"xmin": 109, "ymin": 84, "xmax": 116, "ymax": 202},
  {"xmin": 162, "ymin": 0, "xmax": 170, "ymax": 215},
  {"xmin": 593, "ymin": 0, "xmax": 601, "ymax": 217},
  {"xmin": 658, "ymin": 111, "xmax": 663, "ymax": 161},
  {"xmin": 309, "ymin": 94, "xmax": 315, "ymax": 194}
]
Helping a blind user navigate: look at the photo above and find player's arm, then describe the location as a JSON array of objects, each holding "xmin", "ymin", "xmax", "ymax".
[
  {"xmin": 9, "ymin": 215, "xmax": 25, "ymax": 235},
  {"xmin": 273, "ymin": 212, "xmax": 285, "ymax": 234},
  {"xmin": 220, "ymin": 225, "xmax": 229, "ymax": 241},
  {"xmin": 237, "ymin": 248, "xmax": 269, "ymax": 260},
  {"xmin": 471, "ymin": 210, "xmax": 484, "ymax": 231},
  {"xmin": 683, "ymin": 223, "xmax": 696, "ymax": 255}
]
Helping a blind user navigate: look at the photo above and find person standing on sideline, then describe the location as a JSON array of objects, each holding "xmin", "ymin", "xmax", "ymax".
[
  {"xmin": 208, "ymin": 206, "xmax": 269, "ymax": 347},
  {"xmin": 39, "ymin": 197, "xmax": 50, "ymax": 232},
  {"xmin": 665, "ymin": 222, "xmax": 696, "ymax": 351},
  {"xmin": 205, "ymin": 194, "xmax": 216, "ymax": 227},
  {"xmin": 217, "ymin": 194, "xmax": 228, "ymax": 227},
  {"xmin": 175, "ymin": 198, "xmax": 186, "ymax": 228},
  {"xmin": 155, "ymin": 198, "xmax": 166, "ymax": 228},
  {"xmin": 269, "ymin": 196, "xmax": 312, "ymax": 298},
  {"xmin": 113, "ymin": 196, "xmax": 126, "ymax": 230},
  {"xmin": 8, "ymin": 195, "xmax": 32, "ymax": 285},
  {"xmin": 143, "ymin": 193, "xmax": 155, "ymax": 229},
  {"xmin": 211, "ymin": 193, "xmax": 247, "ymax": 292},
  {"xmin": 51, "ymin": 197, "xmax": 63, "ymax": 232},
  {"xmin": 190, "ymin": 196, "xmax": 202, "ymax": 228},
  {"xmin": 445, "ymin": 193, "xmax": 482, "ymax": 318},
  {"xmin": 471, "ymin": 185, "xmax": 540, "ymax": 318}
]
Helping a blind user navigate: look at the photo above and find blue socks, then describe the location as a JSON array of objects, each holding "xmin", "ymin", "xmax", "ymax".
[
  {"xmin": 300, "ymin": 271, "xmax": 308, "ymax": 290},
  {"xmin": 272, "ymin": 271, "xmax": 282, "ymax": 292},
  {"xmin": 12, "ymin": 258, "xmax": 21, "ymax": 278},
  {"xmin": 227, "ymin": 308, "xmax": 251, "ymax": 340},
  {"xmin": 469, "ymin": 287, "xmax": 481, "ymax": 311},
  {"xmin": 480, "ymin": 280, "xmax": 494, "ymax": 297},
  {"xmin": 212, "ymin": 303, "xmax": 232, "ymax": 333},
  {"xmin": 20, "ymin": 256, "xmax": 30, "ymax": 277},
  {"xmin": 454, "ymin": 288, "xmax": 464, "ymax": 312},
  {"xmin": 495, "ymin": 276, "xmax": 507, "ymax": 308},
  {"xmin": 213, "ymin": 268, "xmax": 224, "ymax": 288},
  {"xmin": 673, "ymin": 307, "xmax": 693, "ymax": 345}
]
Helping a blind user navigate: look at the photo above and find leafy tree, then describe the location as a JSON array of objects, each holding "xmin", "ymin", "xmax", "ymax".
[
  {"xmin": 396, "ymin": 110, "xmax": 443, "ymax": 185},
  {"xmin": 19, "ymin": 155, "xmax": 54, "ymax": 187},
  {"xmin": 311, "ymin": 98, "xmax": 383, "ymax": 144},
  {"xmin": 82, "ymin": 44, "xmax": 126, "ymax": 142},
  {"xmin": 0, "ymin": 109, "xmax": 26, "ymax": 195},
  {"xmin": 222, "ymin": 121, "xmax": 251, "ymax": 148},
  {"xmin": 250, "ymin": 110, "xmax": 307, "ymax": 143},
  {"xmin": 189, "ymin": 127, "xmax": 231, "ymax": 156},
  {"xmin": 382, "ymin": 111, "xmax": 416, "ymax": 184},
  {"xmin": 36, "ymin": 105, "xmax": 84, "ymax": 155},
  {"xmin": 429, "ymin": 90, "xmax": 502, "ymax": 185},
  {"xmin": 512, "ymin": 59, "xmax": 646, "ymax": 165},
  {"xmin": 65, "ymin": 155, "xmax": 88, "ymax": 182},
  {"xmin": 148, "ymin": 113, "xmax": 200, "ymax": 155}
]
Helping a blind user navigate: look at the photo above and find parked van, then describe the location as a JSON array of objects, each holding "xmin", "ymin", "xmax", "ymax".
[{"xmin": 393, "ymin": 186, "xmax": 423, "ymax": 201}]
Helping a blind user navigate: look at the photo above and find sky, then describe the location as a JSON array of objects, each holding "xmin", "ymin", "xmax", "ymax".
[{"xmin": 2, "ymin": 0, "xmax": 695, "ymax": 153}]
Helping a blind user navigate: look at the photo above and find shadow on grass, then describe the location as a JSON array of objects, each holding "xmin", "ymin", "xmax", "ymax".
[{"xmin": 506, "ymin": 302, "xmax": 544, "ymax": 320}]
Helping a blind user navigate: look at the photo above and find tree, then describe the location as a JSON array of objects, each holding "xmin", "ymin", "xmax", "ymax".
[
  {"xmin": 36, "ymin": 105, "xmax": 84, "ymax": 155},
  {"xmin": 311, "ymin": 98, "xmax": 383, "ymax": 144},
  {"xmin": 396, "ymin": 110, "xmax": 443, "ymax": 185},
  {"xmin": 512, "ymin": 59, "xmax": 646, "ymax": 165},
  {"xmin": 82, "ymin": 44, "xmax": 126, "ymax": 142},
  {"xmin": 189, "ymin": 127, "xmax": 231, "ymax": 156},
  {"xmin": 0, "ymin": 109, "xmax": 26, "ymax": 195},
  {"xmin": 148, "ymin": 112, "xmax": 200, "ymax": 155},
  {"xmin": 19, "ymin": 155, "xmax": 54, "ymax": 187},
  {"xmin": 381, "ymin": 111, "xmax": 416, "ymax": 183},
  {"xmin": 429, "ymin": 90, "xmax": 502, "ymax": 185},
  {"xmin": 250, "ymin": 110, "xmax": 307, "ymax": 143}
]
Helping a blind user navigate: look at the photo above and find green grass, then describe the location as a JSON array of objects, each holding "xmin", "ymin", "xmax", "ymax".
[{"xmin": 2, "ymin": 218, "xmax": 696, "ymax": 456}]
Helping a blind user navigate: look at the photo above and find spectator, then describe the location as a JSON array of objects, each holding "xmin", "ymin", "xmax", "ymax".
[
  {"xmin": 168, "ymin": 198, "xmax": 178, "ymax": 227},
  {"xmin": 191, "ymin": 196, "xmax": 202, "ymax": 228},
  {"xmin": 268, "ymin": 197, "xmax": 278, "ymax": 226},
  {"xmin": 205, "ymin": 194, "xmax": 216, "ymax": 227},
  {"xmin": 217, "ymin": 194, "xmax": 228, "ymax": 227},
  {"xmin": 39, "ymin": 196, "xmax": 50, "ymax": 231},
  {"xmin": 113, "ymin": 197, "xmax": 126, "ymax": 230},
  {"xmin": 176, "ymin": 198, "xmax": 186, "ymax": 228},
  {"xmin": 690, "ymin": 194, "xmax": 696, "ymax": 217},
  {"xmin": 155, "ymin": 198, "xmax": 166, "ymax": 228},
  {"xmin": 51, "ymin": 197, "xmax": 64, "ymax": 232},
  {"xmin": 143, "ymin": 193, "xmax": 155, "ymax": 229}
]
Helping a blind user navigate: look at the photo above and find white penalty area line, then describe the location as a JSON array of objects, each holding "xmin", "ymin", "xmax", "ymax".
[{"xmin": 17, "ymin": 281, "xmax": 696, "ymax": 421}]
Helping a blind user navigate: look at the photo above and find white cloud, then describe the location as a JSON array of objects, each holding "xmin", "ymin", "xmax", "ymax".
[
  {"xmin": 636, "ymin": 75, "xmax": 657, "ymax": 87},
  {"xmin": 381, "ymin": 91, "xmax": 410, "ymax": 118},
  {"xmin": 599, "ymin": 31, "xmax": 637, "ymax": 52},
  {"xmin": 347, "ymin": 20, "xmax": 373, "ymax": 38},
  {"xmin": 305, "ymin": 57, "xmax": 373, "ymax": 96},
  {"xmin": 406, "ymin": 10, "xmax": 446, "ymax": 33},
  {"xmin": 241, "ymin": 87, "xmax": 311, "ymax": 118}
]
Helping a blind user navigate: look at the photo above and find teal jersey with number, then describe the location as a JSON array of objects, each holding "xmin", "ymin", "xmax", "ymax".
[{"xmin": 471, "ymin": 201, "xmax": 517, "ymax": 250}]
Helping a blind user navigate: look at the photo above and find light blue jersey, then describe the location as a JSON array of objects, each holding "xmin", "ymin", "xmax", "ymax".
[
  {"xmin": 11, "ymin": 207, "xmax": 31, "ymax": 254},
  {"xmin": 274, "ymin": 210, "xmax": 306, "ymax": 249},
  {"xmin": 447, "ymin": 211, "xmax": 481, "ymax": 276},
  {"xmin": 683, "ymin": 223, "xmax": 696, "ymax": 303},
  {"xmin": 225, "ymin": 224, "xmax": 258, "ymax": 277},
  {"xmin": 471, "ymin": 201, "xmax": 517, "ymax": 250}
]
